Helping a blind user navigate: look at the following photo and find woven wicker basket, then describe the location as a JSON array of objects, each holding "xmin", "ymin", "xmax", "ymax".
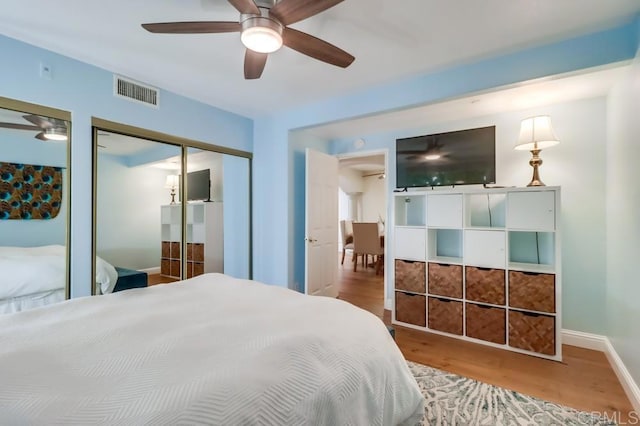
[
  {"xmin": 428, "ymin": 263, "xmax": 463, "ymax": 298},
  {"xmin": 395, "ymin": 292, "xmax": 426, "ymax": 327},
  {"xmin": 160, "ymin": 258, "xmax": 170, "ymax": 276},
  {"xmin": 161, "ymin": 241, "xmax": 170, "ymax": 258},
  {"xmin": 466, "ymin": 303, "xmax": 506, "ymax": 344},
  {"xmin": 509, "ymin": 311, "xmax": 555, "ymax": 355},
  {"xmin": 428, "ymin": 297, "xmax": 463, "ymax": 335},
  {"xmin": 395, "ymin": 260, "xmax": 426, "ymax": 293},
  {"xmin": 170, "ymin": 241, "xmax": 180, "ymax": 257},
  {"xmin": 192, "ymin": 243, "xmax": 205, "ymax": 262},
  {"xmin": 466, "ymin": 266, "xmax": 505, "ymax": 305},
  {"xmin": 509, "ymin": 271, "xmax": 555, "ymax": 313},
  {"xmin": 170, "ymin": 259, "xmax": 180, "ymax": 277}
]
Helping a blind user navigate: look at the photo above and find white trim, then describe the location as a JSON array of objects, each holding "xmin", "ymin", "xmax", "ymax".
[
  {"xmin": 561, "ymin": 329, "xmax": 608, "ymax": 352},
  {"xmin": 385, "ymin": 298, "xmax": 392, "ymax": 310},
  {"xmin": 562, "ymin": 329, "xmax": 640, "ymax": 412},
  {"xmin": 139, "ymin": 266, "xmax": 160, "ymax": 274},
  {"xmin": 604, "ymin": 338, "xmax": 640, "ymax": 413}
]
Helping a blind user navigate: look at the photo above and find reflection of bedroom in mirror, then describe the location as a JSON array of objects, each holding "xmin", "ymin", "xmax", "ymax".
[
  {"xmin": 0, "ymin": 97, "xmax": 70, "ymax": 314},
  {"xmin": 94, "ymin": 124, "xmax": 251, "ymax": 295}
]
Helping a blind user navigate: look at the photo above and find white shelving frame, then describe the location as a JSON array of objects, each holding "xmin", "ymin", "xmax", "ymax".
[{"xmin": 391, "ymin": 186, "xmax": 562, "ymax": 361}]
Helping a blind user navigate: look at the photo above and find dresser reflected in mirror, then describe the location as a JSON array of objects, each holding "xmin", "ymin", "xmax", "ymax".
[
  {"xmin": 93, "ymin": 124, "xmax": 252, "ymax": 294},
  {"xmin": 0, "ymin": 98, "xmax": 70, "ymax": 314}
]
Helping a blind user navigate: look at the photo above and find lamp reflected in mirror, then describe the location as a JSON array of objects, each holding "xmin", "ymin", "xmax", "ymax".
[{"xmin": 165, "ymin": 174, "xmax": 179, "ymax": 204}]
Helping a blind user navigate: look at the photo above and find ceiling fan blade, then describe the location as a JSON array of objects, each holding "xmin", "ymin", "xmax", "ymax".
[
  {"xmin": 142, "ymin": 21, "xmax": 241, "ymax": 34},
  {"xmin": 0, "ymin": 122, "xmax": 41, "ymax": 131},
  {"xmin": 283, "ymin": 27, "xmax": 354, "ymax": 68},
  {"xmin": 35, "ymin": 132, "xmax": 47, "ymax": 141},
  {"xmin": 270, "ymin": 0, "xmax": 344, "ymax": 26},
  {"xmin": 227, "ymin": 0, "xmax": 260, "ymax": 15},
  {"xmin": 244, "ymin": 49, "xmax": 268, "ymax": 79},
  {"xmin": 23, "ymin": 114, "xmax": 55, "ymax": 129}
]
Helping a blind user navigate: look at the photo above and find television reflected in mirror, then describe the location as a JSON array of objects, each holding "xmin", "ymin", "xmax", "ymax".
[
  {"xmin": 180, "ymin": 169, "xmax": 211, "ymax": 202},
  {"xmin": 396, "ymin": 126, "xmax": 496, "ymax": 188}
]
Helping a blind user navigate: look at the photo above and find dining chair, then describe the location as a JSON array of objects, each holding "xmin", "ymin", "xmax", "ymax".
[
  {"xmin": 352, "ymin": 222, "xmax": 384, "ymax": 274},
  {"xmin": 339, "ymin": 219, "xmax": 354, "ymax": 265}
]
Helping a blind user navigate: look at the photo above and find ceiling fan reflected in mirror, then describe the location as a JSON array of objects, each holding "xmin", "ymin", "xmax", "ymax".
[
  {"xmin": 142, "ymin": 0, "xmax": 355, "ymax": 79},
  {"xmin": 0, "ymin": 114, "xmax": 68, "ymax": 142}
]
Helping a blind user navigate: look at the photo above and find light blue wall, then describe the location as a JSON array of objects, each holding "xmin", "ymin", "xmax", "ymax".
[
  {"xmin": 0, "ymin": 130, "xmax": 67, "ymax": 247},
  {"xmin": 222, "ymin": 154, "xmax": 251, "ymax": 279},
  {"xmin": 0, "ymin": 34, "xmax": 253, "ymax": 297},
  {"xmin": 96, "ymin": 152, "xmax": 176, "ymax": 270},
  {"xmin": 606, "ymin": 47, "xmax": 640, "ymax": 385},
  {"xmin": 253, "ymin": 18, "xmax": 639, "ymax": 292}
]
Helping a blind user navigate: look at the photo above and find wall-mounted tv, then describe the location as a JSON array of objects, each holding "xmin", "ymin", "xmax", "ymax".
[
  {"xmin": 180, "ymin": 169, "xmax": 211, "ymax": 202},
  {"xmin": 396, "ymin": 125, "xmax": 496, "ymax": 188}
]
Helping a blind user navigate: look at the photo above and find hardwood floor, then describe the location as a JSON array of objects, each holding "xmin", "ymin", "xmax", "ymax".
[
  {"xmin": 147, "ymin": 273, "xmax": 180, "ymax": 286},
  {"xmin": 337, "ymin": 253, "xmax": 635, "ymax": 422}
]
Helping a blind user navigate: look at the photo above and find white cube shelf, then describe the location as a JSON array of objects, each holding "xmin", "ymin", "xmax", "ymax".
[
  {"xmin": 392, "ymin": 187, "xmax": 562, "ymax": 361},
  {"xmin": 507, "ymin": 190, "xmax": 555, "ymax": 231},
  {"xmin": 394, "ymin": 227, "xmax": 426, "ymax": 261},
  {"xmin": 464, "ymin": 229, "xmax": 506, "ymax": 269},
  {"xmin": 427, "ymin": 193, "xmax": 463, "ymax": 228}
]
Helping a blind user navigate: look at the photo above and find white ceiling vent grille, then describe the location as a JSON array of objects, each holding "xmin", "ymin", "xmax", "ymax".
[{"xmin": 114, "ymin": 75, "xmax": 159, "ymax": 108}]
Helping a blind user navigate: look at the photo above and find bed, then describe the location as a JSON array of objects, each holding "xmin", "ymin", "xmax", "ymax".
[
  {"xmin": 0, "ymin": 245, "xmax": 118, "ymax": 314},
  {"xmin": 0, "ymin": 273, "xmax": 425, "ymax": 424}
]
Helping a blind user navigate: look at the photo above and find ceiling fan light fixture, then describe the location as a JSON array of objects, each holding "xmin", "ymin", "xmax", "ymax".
[
  {"xmin": 241, "ymin": 17, "xmax": 283, "ymax": 53},
  {"xmin": 43, "ymin": 127, "xmax": 68, "ymax": 141}
]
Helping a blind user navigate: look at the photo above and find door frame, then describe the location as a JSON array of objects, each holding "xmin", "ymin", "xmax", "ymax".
[{"xmin": 336, "ymin": 148, "xmax": 390, "ymax": 310}]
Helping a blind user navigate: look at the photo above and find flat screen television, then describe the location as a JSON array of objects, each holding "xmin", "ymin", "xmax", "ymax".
[
  {"xmin": 180, "ymin": 169, "xmax": 211, "ymax": 202},
  {"xmin": 396, "ymin": 125, "xmax": 495, "ymax": 188}
]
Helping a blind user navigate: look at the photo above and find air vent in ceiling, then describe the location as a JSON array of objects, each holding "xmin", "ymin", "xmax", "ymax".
[{"xmin": 113, "ymin": 75, "xmax": 159, "ymax": 108}]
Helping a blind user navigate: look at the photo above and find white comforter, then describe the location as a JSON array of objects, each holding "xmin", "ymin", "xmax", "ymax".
[
  {"xmin": 0, "ymin": 245, "xmax": 118, "ymax": 298},
  {"xmin": 0, "ymin": 273, "xmax": 424, "ymax": 425}
]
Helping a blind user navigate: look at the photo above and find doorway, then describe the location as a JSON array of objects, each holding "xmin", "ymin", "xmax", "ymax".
[{"xmin": 336, "ymin": 150, "xmax": 388, "ymax": 319}]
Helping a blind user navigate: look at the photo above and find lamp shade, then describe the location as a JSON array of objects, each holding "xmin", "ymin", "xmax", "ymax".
[
  {"xmin": 164, "ymin": 174, "xmax": 179, "ymax": 189},
  {"xmin": 515, "ymin": 116, "xmax": 560, "ymax": 151}
]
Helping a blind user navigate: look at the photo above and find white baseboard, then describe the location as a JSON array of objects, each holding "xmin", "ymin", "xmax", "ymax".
[
  {"xmin": 139, "ymin": 267, "xmax": 160, "ymax": 274},
  {"xmin": 562, "ymin": 329, "xmax": 640, "ymax": 413},
  {"xmin": 604, "ymin": 338, "xmax": 640, "ymax": 413},
  {"xmin": 561, "ymin": 329, "xmax": 608, "ymax": 352}
]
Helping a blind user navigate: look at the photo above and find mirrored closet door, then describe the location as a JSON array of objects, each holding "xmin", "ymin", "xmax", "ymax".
[
  {"xmin": 0, "ymin": 97, "xmax": 70, "ymax": 313},
  {"xmin": 93, "ymin": 121, "xmax": 251, "ymax": 295},
  {"xmin": 94, "ymin": 131, "xmax": 182, "ymax": 293}
]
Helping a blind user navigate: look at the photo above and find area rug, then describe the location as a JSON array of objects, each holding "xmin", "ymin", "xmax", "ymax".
[{"xmin": 408, "ymin": 361, "xmax": 616, "ymax": 425}]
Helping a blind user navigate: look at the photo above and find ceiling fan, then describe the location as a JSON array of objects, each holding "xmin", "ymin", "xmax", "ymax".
[
  {"xmin": 0, "ymin": 115, "xmax": 68, "ymax": 141},
  {"xmin": 402, "ymin": 137, "xmax": 449, "ymax": 162},
  {"xmin": 142, "ymin": 0, "xmax": 355, "ymax": 79}
]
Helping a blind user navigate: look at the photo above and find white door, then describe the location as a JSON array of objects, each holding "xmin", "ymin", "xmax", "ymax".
[{"xmin": 305, "ymin": 148, "xmax": 339, "ymax": 297}]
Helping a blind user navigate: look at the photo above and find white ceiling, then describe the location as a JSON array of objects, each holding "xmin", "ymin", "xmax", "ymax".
[
  {"xmin": 339, "ymin": 153, "xmax": 385, "ymax": 173},
  {"xmin": 301, "ymin": 64, "xmax": 630, "ymax": 140},
  {"xmin": 0, "ymin": 0, "xmax": 638, "ymax": 118}
]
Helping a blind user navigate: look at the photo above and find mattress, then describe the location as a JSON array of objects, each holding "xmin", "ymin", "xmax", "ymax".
[
  {"xmin": 0, "ymin": 288, "xmax": 65, "ymax": 315},
  {"xmin": 0, "ymin": 245, "xmax": 118, "ymax": 313},
  {"xmin": 0, "ymin": 273, "xmax": 425, "ymax": 424}
]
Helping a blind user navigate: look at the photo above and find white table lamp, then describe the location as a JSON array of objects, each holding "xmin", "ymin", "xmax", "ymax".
[
  {"xmin": 515, "ymin": 116, "xmax": 560, "ymax": 187},
  {"xmin": 164, "ymin": 174, "xmax": 179, "ymax": 204}
]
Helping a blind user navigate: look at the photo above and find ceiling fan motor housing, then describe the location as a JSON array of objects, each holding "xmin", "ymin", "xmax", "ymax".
[{"xmin": 240, "ymin": 5, "xmax": 283, "ymax": 54}]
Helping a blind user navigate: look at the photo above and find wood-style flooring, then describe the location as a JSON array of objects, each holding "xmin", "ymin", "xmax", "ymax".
[
  {"xmin": 147, "ymin": 273, "xmax": 179, "ymax": 286},
  {"xmin": 337, "ymin": 253, "xmax": 635, "ymax": 423}
]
